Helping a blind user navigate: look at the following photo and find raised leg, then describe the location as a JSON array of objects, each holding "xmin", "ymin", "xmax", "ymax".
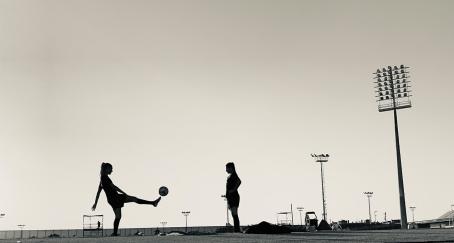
[{"xmin": 125, "ymin": 195, "xmax": 161, "ymax": 207}]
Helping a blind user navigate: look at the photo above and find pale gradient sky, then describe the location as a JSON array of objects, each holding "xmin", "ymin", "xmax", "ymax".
[{"xmin": 1, "ymin": 0, "xmax": 454, "ymax": 230}]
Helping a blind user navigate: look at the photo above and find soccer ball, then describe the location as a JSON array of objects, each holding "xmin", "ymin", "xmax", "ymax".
[{"xmin": 159, "ymin": 186, "xmax": 169, "ymax": 196}]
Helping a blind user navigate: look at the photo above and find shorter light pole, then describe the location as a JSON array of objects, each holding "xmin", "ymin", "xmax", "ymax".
[
  {"xmin": 17, "ymin": 224, "xmax": 26, "ymax": 239},
  {"xmin": 160, "ymin": 221, "xmax": 167, "ymax": 234},
  {"xmin": 411, "ymin": 207, "xmax": 416, "ymax": 223},
  {"xmin": 311, "ymin": 153, "xmax": 330, "ymax": 221},
  {"xmin": 409, "ymin": 206, "xmax": 416, "ymax": 223},
  {"xmin": 297, "ymin": 207, "xmax": 304, "ymax": 226},
  {"xmin": 181, "ymin": 211, "xmax": 191, "ymax": 233},
  {"xmin": 364, "ymin": 192, "xmax": 373, "ymax": 224},
  {"xmin": 221, "ymin": 195, "xmax": 230, "ymax": 226},
  {"xmin": 374, "ymin": 210, "xmax": 378, "ymax": 223}
]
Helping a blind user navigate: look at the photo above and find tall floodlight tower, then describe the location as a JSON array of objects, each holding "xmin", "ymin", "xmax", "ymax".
[
  {"xmin": 373, "ymin": 65, "xmax": 412, "ymax": 229},
  {"xmin": 311, "ymin": 154, "xmax": 329, "ymax": 221}
]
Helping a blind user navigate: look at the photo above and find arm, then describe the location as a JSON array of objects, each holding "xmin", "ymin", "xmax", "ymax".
[{"xmin": 91, "ymin": 182, "xmax": 102, "ymax": 211}]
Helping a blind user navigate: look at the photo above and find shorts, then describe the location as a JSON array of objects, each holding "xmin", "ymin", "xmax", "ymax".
[
  {"xmin": 227, "ymin": 192, "xmax": 240, "ymax": 208},
  {"xmin": 107, "ymin": 193, "xmax": 127, "ymax": 209}
]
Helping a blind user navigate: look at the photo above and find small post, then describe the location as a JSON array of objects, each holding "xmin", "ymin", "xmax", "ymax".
[
  {"xmin": 290, "ymin": 204, "xmax": 294, "ymax": 225},
  {"xmin": 221, "ymin": 195, "xmax": 230, "ymax": 226},
  {"xmin": 160, "ymin": 221, "xmax": 167, "ymax": 234}
]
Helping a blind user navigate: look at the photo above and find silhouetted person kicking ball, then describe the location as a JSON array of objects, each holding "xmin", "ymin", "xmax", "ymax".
[
  {"xmin": 226, "ymin": 162, "xmax": 242, "ymax": 233},
  {"xmin": 91, "ymin": 162, "xmax": 161, "ymax": 236}
]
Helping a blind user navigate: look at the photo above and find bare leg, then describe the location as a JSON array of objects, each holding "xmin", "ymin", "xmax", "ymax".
[
  {"xmin": 230, "ymin": 207, "xmax": 240, "ymax": 232},
  {"xmin": 125, "ymin": 195, "xmax": 161, "ymax": 207},
  {"xmin": 113, "ymin": 208, "xmax": 121, "ymax": 236}
]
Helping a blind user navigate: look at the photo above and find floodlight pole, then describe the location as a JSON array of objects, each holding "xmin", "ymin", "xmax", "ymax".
[
  {"xmin": 320, "ymin": 162, "xmax": 326, "ymax": 221},
  {"xmin": 311, "ymin": 154, "xmax": 329, "ymax": 221},
  {"xmin": 450, "ymin": 204, "xmax": 454, "ymax": 226},
  {"xmin": 364, "ymin": 192, "xmax": 373, "ymax": 224},
  {"xmin": 409, "ymin": 206, "xmax": 416, "ymax": 223},
  {"xmin": 17, "ymin": 224, "xmax": 25, "ymax": 239},
  {"xmin": 392, "ymin": 90, "xmax": 408, "ymax": 229},
  {"xmin": 181, "ymin": 211, "xmax": 190, "ymax": 233},
  {"xmin": 374, "ymin": 65, "xmax": 411, "ymax": 229},
  {"xmin": 297, "ymin": 207, "xmax": 304, "ymax": 226},
  {"xmin": 290, "ymin": 204, "xmax": 294, "ymax": 225}
]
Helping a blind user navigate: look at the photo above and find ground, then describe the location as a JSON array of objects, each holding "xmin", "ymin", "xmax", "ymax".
[{"xmin": 2, "ymin": 229, "xmax": 454, "ymax": 243}]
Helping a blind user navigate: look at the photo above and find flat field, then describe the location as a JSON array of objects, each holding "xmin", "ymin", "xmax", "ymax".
[{"xmin": 2, "ymin": 229, "xmax": 454, "ymax": 243}]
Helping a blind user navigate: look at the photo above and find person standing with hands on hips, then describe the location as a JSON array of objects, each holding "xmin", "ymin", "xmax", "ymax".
[{"xmin": 225, "ymin": 162, "xmax": 242, "ymax": 233}]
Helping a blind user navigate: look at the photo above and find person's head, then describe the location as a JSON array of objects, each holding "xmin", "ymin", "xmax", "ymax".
[
  {"xmin": 100, "ymin": 162, "xmax": 113, "ymax": 176},
  {"xmin": 226, "ymin": 162, "xmax": 236, "ymax": 174}
]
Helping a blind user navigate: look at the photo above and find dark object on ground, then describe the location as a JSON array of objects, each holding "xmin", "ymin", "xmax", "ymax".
[
  {"xmin": 305, "ymin": 212, "xmax": 318, "ymax": 227},
  {"xmin": 245, "ymin": 221, "xmax": 292, "ymax": 234},
  {"xmin": 305, "ymin": 211, "xmax": 318, "ymax": 231},
  {"xmin": 339, "ymin": 222, "xmax": 401, "ymax": 230},
  {"xmin": 48, "ymin": 233, "xmax": 60, "ymax": 238},
  {"xmin": 317, "ymin": 220, "xmax": 332, "ymax": 230}
]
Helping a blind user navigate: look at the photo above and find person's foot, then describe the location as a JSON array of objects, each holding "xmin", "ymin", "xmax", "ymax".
[
  {"xmin": 152, "ymin": 196, "xmax": 161, "ymax": 207},
  {"xmin": 110, "ymin": 233, "xmax": 119, "ymax": 237}
]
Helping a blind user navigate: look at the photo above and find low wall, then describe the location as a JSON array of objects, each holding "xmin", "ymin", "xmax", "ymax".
[{"xmin": 0, "ymin": 226, "xmax": 224, "ymax": 239}]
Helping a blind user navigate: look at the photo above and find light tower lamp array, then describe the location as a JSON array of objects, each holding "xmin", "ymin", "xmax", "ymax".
[{"xmin": 374, "ymin": 65, "xmax": 412, "ymax": 112}]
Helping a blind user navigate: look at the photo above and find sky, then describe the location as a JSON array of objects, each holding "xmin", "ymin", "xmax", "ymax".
[{"xmin": 1, "ymin": 0, "xmax": 454, "ymax": 230}]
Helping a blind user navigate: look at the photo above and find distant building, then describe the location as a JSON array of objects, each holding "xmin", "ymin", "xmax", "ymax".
[{"xmin": 415, "ymin": 210, "xmax": 454, "ymax": 229}]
